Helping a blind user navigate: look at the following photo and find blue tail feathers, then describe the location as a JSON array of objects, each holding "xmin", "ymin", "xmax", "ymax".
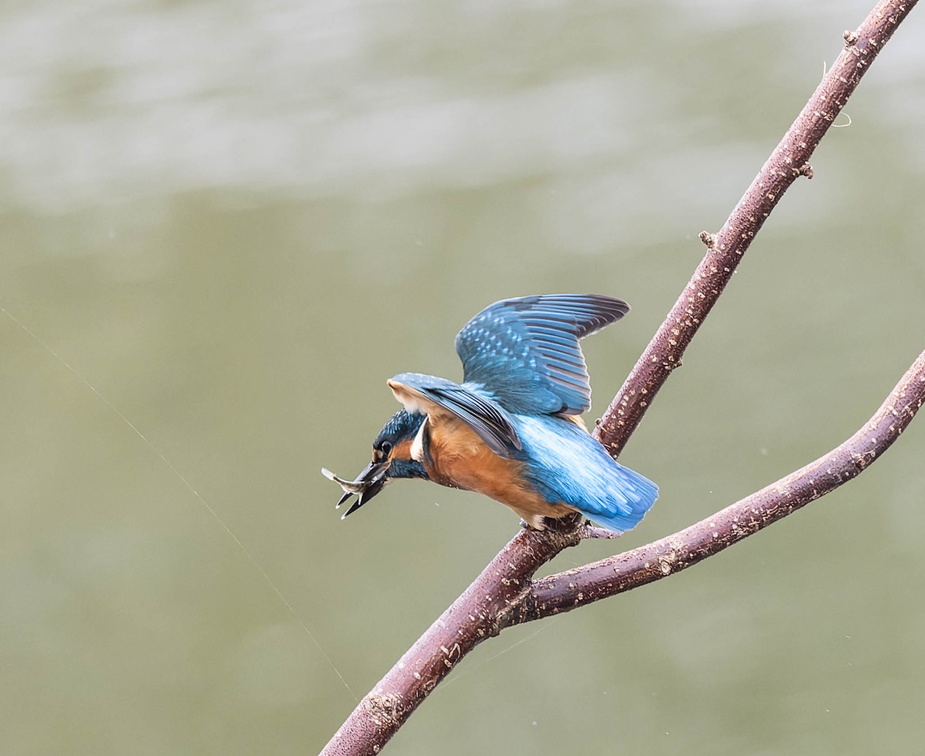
[
  {"xmin": 575, "ymin": 462, "xmax": 658, "ymax": 533},
  {"xmin": 513, "ymin": 414, "xmax": 658, "ymax": 533}
]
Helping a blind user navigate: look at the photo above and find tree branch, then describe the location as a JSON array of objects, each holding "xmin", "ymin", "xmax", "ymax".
[
  {"xmin": 530, "ymin": 350, "xmax": 925, "ymax": 617},
  {"xmin": 594, "ymin": 0, "xmax": 917, "ymax": 457},
  {"xmin": 321, "ymin": 1, "xmax": 920, "ymax": 753}
]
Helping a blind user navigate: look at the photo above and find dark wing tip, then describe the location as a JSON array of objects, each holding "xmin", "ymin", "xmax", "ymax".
[{"xmin": 527, "ymin": 294, "xmax": 630, "ymax": 338}]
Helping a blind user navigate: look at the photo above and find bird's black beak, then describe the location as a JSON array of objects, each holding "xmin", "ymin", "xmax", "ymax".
[{"xmin": 321, "ymin": 460, "xmax": 391, "ymax": 518}]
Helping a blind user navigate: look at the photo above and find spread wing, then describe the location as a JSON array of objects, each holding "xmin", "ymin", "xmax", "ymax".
[
  {"xmin": 387, "ymin": 372, "xmax": 522, "ymax": 457},
  {"xmin": 454, "ymin": 294, "xmax": 630, "ymax": 415}
]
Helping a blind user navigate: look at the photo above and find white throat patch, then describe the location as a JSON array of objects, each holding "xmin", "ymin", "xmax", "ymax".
[{"xmin": 410, "ymin": 416, "xmax": 428, "ymax": 462}]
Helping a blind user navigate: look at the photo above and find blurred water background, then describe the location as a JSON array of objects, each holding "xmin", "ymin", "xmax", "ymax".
[{"xmin": 2, "ymin": 1, "xmax": 925, "ymax": 754}]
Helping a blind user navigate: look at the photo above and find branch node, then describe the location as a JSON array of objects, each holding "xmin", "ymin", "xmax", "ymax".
[
  {"xmin": 699, "ymin": 230, "xmax": 718, "ymax": 249},
  {"xmin": 664, "ymin": 357, "xmax": 683, "ymax": 372},
  {"xmin": 844, "ymin": 29, "xmax": 860, "ymax": 47},
  {"xmin": 366, "ymin": 693, "xmax": 405, "ymax": 728},
  {"xmin": 796, "ymin": 163, "xmax": 814, "ymax": 179}
]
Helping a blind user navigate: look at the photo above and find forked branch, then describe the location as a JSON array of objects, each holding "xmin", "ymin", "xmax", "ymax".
[{"xmin": 321, "ymin": 1, "xmax": 920, "ymax": 754}]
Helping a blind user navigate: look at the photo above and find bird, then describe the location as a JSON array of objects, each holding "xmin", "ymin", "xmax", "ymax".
[{"xmin": 322, "ymin": 294, "xmax": 658, "ymax": 533}]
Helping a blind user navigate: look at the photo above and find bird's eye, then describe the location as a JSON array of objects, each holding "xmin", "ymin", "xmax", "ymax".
[{"xmin": 380, "ymin": 440, "xmax": 393, "ymax": 456}]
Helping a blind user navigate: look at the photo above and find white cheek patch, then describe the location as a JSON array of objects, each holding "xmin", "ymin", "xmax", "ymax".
[{"xmin": 410, "ymin": 417, "xmax": 428, "ymax": 462}]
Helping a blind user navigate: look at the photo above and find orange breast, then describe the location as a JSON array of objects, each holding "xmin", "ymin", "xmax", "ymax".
[{"xmin": 423, "ymin": 417, "xmax": 571, "ymax": 526}]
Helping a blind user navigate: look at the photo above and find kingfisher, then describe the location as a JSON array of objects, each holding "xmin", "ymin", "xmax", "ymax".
[{"xmin": 322, "ymin": 294, "xmax": 658, "ymax": 533}]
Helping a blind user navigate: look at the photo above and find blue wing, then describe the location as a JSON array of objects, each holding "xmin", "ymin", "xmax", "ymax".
[
  {"xmin": 388, "ymin": 372, "xmax": 522, "ymax": 456},
  {"xmin": 455, "ymin": 294, "xmax": 630, "ymax": 416}
]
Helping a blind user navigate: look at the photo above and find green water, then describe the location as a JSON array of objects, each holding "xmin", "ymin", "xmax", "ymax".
[{"xmin": 1, "ymin": 1, "xmax": 924, "ymax": 754}]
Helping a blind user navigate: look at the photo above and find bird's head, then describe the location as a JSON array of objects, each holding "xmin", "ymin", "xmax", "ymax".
[{"xmin": 322, "ymin": 410, "xmax": 428, "ymax": 518}]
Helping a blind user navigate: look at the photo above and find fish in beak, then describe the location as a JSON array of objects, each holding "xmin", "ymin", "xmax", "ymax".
[{"xmin": 321, "ymin": 461, "xmax": 390, "ymax": 518}]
